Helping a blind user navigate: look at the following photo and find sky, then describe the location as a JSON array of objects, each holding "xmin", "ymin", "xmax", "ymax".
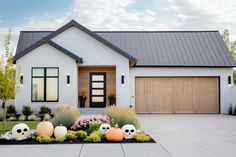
[{"xmin": 0, "ymin": 0, "xmax": 236, "ymax": 55}]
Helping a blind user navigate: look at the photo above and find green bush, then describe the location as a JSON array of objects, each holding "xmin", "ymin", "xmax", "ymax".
[
  {"xmin": 84, "ymin": 131, "xmax": 102, "ymax": 143},
  {"xmin": 22, "ymin": 105, "xmax": 33, "ymax": 117},
  {"xmin": 85, "ymin": 122, "xmax": 101, "ymax": 135},
  {"xmin": 234, "ymin": 106, "xmax": 236, "ymax": 115},
  {"xmin": 36, "ymin": 136, "xmax": 53, "ymax": 143},
  {"xmin": 66, "ymin": 130, "xmax": 77, "ymax": 141},
  {"xmin": 53, "ymin": 136, "xmax": 66, "ymax": 143},
  {"xmin": 52, "ymin": 104, "xmax": 80, "ymax": 129},
  {"xmin": 76, "ymin": 130, "xmax": 87, "ymax": 140},
  {"xmin": 105, "ymin": 106, "xmax": 140, "ymax": 128},
  {"xmin": 7, "ymin": 116, "xmax": 17, "ymax": 121},
  {"xmin": 0, "ymin": 109, "xmax": 3, "ymax": 121},
  {"xmin": 7, "ymin": 105, "xmax": 17, "ymax": 117},
  {"xmin": 133, "ymin": 133, "xmax": 151, "ymax": 142},
  {"xmin": 18, "ymin": 115, "xmax": 26, "ymax": 121},
  {"xmin": 228, "ymin": 104, "xmax": 233, "ymax": 115},
  {"xmin": 39, "ymin": 105, "xmax": 51, "ymax": 116}
]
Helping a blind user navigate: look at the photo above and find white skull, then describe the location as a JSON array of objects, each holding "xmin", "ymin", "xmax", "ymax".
[
  {"xmin": 12, "ymin": 123, "xmax": 30, "ymax": 141},
  {"xmin": 122, "ymin": 124, "xmax": 136, "ymax": 139},
  {"xmin": 99, "ymin": 123, "xmax": 111, "ymax": 134}
]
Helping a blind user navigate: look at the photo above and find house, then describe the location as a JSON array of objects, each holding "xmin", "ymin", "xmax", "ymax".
[{"xmin": 14, "ymin": 20, "xmax": 236, "ymax": 114}]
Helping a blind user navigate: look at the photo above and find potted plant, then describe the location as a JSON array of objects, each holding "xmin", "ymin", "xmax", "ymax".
[
  {"xmin": 108, "ymin": 92, "xmax": 116, "ymax": 106},
  {"xmin": 79, "ymin": 91, "xmax": 87, "ymax": 108}
]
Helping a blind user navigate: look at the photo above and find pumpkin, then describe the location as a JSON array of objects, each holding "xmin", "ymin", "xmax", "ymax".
[
  {"xmin": 36, "ymin": 121, "xmax": 54, "ymax": 137},
  {"xmin": 105, "ymin": 127, "xmax": 124, "ymax": 142},
  {"xmin": 54, "ymin": 124, "xmax": 68, "ymax": 138}
]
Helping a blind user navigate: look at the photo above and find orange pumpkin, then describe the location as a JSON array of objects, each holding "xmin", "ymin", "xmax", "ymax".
[
  {"xmin": 105, "ymin": 127, "xmax": 124, "ymax": 142},
  {"xmin": 36, "ymin": 121, "xmax": 54, "ymax": 137}
]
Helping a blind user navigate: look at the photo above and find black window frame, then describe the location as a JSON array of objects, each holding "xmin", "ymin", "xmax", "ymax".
[{"xmin": 31, "ymin": 67, "xmax": 59, "ymax": 102}]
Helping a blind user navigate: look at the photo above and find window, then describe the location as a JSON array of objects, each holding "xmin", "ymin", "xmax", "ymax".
[{"xmin": 32, "ymin": 67, "xmax": 59, "ymax": 102}]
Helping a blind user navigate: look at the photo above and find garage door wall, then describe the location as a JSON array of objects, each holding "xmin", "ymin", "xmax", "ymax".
[{"xmin": 130, "ymin": 67, "xmax": 235, "ymax": 114}]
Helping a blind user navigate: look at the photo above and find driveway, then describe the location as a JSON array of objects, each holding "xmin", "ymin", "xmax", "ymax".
[{"xmin": 0, "ymin": 114, "xmax": 236, "ymax": 157}]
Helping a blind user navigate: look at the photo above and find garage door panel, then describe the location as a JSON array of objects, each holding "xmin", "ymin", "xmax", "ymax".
[
  {"xmin": 152, "ymin": 78, "xmax": 173, "ymax": 113},
  {"xmin": 197, "ymin": 78, "xmax": 219, "ymax": 113},
  {"xmin": 135, "ymin": 78, "xmax": 151, "ymax": 113},
  {"xmin": 175, "ymin": 78, "xmax": 195, "ymax": 113}
]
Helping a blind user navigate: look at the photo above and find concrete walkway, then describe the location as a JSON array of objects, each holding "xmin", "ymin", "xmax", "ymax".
[{"xmin": 1, "ymin": 114, "xmax": 236, "ymax": 157}]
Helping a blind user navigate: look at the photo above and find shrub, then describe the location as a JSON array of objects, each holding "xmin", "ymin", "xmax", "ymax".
[
  {"xmin": 7, "ymin": 116, "xmax": 17, "ymax": 121},
  {"xmin": 234, "ymin": 106, "xmax": 236, "ymax": 115},
  {"xmin": 76, "ymin": 130, "xmax": 87, "ymax": 140},
  {"xmin": 43, "ymin": 113, "xmax": 51, "ymax": 121},
  {"xmin": 66, "ymin": 130, "xmax": 77, "ymax": 141},
  {"xmin": 36, "ymin": 136, "xmax": 53, "ymax": 143},
  {"xmin": 22, "ymin": 105, "xmax": 33, "ymax": 117},
  {"xmin": 84, "ymin": 131, "xmax": 102, "ymax": 143},
  {"xmin": 39, "ymin": 105, "xmax": 51, "ymax": 116},
  {"xmin": 105, "ymin": 106, "xmax": 140, "ymax": 128},
  {"xmin": 52, "ymin": 105, "xmax": 80, "ymax": 129},
  {"xmin": 228, "ymin": 104, "xmax": 233, "ymax": 115},
  {"xmin": 53, "ymin": 136, "xmax": 66, "ymax": 143},
  {"xmin": 28, "ymin": 114, "xmax": 40, "ymax": 121},
  {"xmin": 7, "ymin": 105, "xmax": 17, "ymax": 117},
  {"xmin": 18, "ymin": 115, "xmax": 26, "ymax": 121},
  {"xmin": 86, "ymin": 122, "xmax": 101, "ymax": 135},
  {"xmin": 0, "ymin": 109, "xmax": 3, "ymax": 121},
  {"xmin": 133, "ymin": 133, "xmax": 151, "ymax": 142},
  {"xmin": 71, "ymin": 115, "xmax": 112, "ymax": 130}
]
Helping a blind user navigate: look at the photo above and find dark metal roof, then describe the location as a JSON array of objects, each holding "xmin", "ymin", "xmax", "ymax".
[{"xmin": 15, "ymin": 20, "xmax": 236, "ymax": 67}]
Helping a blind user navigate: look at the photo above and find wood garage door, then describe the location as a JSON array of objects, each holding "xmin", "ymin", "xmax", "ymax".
[{"xmin": 135, "ymin": 77, "xmax": 219, "ymax": 113}]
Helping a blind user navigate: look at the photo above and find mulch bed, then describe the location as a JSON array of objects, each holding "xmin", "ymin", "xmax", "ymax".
[{"xmin": 0, "ymin": 138, "xmax": 156, "ymax": 145}]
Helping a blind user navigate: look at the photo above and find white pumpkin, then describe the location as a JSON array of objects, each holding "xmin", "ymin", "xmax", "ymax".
[
  {"xmin": 12, "ymin": 123, "xmax": 30, "ymax": 141},
  {"xmin": 54, "ymin": 124, "xmax": 67, "ymax": 137},
  {"xmin": 99, "ymin": 123, "xmax": 111, "ymax": 134},
  {"xmin": 121, "ymin": 124, "xmax": 136, "ymax": 139}
]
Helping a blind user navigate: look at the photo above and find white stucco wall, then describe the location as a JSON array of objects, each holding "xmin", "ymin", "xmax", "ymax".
[
  {"xmin": 52, "ymin": 26, "xmax": 130, "ymax": 106},
  {"xmin": 130, "ymin": 67, "xmax": 235, "ymax": 114},
  {"xmin": 15, "ymin": 44, "xmax": 78, "ymax": 113}
]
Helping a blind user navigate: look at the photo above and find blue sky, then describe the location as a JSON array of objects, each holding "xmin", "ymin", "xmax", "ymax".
[{"xmin": 0, "ymin": 0, "xmax": 236, "ymax": 54}]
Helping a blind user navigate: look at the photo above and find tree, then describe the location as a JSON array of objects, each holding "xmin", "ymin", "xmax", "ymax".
[{"xmin": 0, "ymin": 29, "xmax": 16, "ymax": 131}]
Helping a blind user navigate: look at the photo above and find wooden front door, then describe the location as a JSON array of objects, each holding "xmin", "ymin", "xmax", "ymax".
[{"xmin": 89, "ymin": 72, "xmax": 106, "ymax": 107}]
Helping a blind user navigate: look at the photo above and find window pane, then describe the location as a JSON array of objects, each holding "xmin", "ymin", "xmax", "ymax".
[
  {"xmin": 46, "ymin": 78, "xmax": 58, "ymax": 101},
  {"xmin": 92, "ymin": 90, "xmax": 104, "ymax": 95},
  {"xmin": 47, "ymin": 68, "xmax": 58, "ymax": 77},
  {"xmin": 32, "ymin": 68, "xmax": 44, "ymax": 76},
  {"xmin": 92, "ymin": 75, "xmax": 104, "ymax": 81},
  {"xmin": 92, "ymin": 82, "xmax": 104, "ymax": 88},
  {"xmin": 92, "ymin": 97, "xmax": 104, "ymax": 102},
  {"xmin": 32, "ymin": 78, "xmax": 44, "ymax": 101}
]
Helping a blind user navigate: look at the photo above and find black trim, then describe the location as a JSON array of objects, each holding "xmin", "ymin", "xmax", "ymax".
[
  {"xmin": 13, "ymin": 38, "xmax": 83, "ymax": 64},
  {"xmin": 31, "ymin": 67, "xmax": 59, "ymax": 102},
  {"xmin": 94, "ymin": 30, "xmax": 219, "ymax": 33},
  {"xmin": 132, "ymin": 65, "xmax": 236, "ymax": 68},
  {"xmin": 89, "ymin": 72, "xmax": 106, "ymax": 108}
]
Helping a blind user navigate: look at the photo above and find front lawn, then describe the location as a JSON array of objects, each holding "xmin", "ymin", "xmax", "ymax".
[{"xmin": 0, "ymin": 121, "xmax": 39, "ymax": 133}]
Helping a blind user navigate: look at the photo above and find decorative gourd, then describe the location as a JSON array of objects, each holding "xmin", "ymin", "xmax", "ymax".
[
  {"xmin": 54, "ymin": 124, "xmax": 68, "ymax": 137},
  {"xmin": 105, "ymin": 127, "xmax": 124, "ymax": 142},
  {"xmin": 36, "ymin": 121, "xmax": 54, "ymax": 137}
]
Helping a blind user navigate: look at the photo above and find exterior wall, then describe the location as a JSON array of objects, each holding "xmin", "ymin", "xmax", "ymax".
[
  {"xmin": 52, "ymin": 26, "xmax": 130, "ymax": 106},
  {"xmin": 130, "ymin": 67, "xmax": 235, "ymax": 114},
  {"xmin": 15, "ymin": 44, "xmax": 78, "ymax": 113},
  {"xmin": 78, "ymin": 67, "xmax": 116, "ymax": 107}
]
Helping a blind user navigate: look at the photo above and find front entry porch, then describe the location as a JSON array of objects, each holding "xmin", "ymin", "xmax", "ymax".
[{"xmin": 78, "ymin": 67, "xmax": 116, "ymax": 108}]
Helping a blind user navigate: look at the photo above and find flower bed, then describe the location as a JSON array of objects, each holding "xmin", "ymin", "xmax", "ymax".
[{"xmin": 0, "ymin": 105, "xmax": 156, "ymax": 144}]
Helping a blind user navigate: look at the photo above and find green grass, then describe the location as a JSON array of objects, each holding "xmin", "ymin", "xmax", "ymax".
[{"xmin": 0, "ymin": 121, "xmax": 39, "ymax": 133}]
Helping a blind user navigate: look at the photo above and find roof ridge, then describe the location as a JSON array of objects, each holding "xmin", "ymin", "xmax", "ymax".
[{"xmin": 94, "ymin": 30, "xmax": 219, "ymax": 33}]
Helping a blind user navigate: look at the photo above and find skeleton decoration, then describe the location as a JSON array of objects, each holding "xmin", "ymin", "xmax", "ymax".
[
  {"xmin": 99, "ymin": 123, "xmax": 111, "ymax": 134},
  {"xmin": 12, "ymin": 123, "xmax": 30, "ymax": 141},
  {"xmin": 121, "ymin": 124, "xmax": 136, "ymax": 139}
]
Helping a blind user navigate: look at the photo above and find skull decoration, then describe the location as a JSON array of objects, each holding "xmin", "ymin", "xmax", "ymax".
[
  {"xmin": 99, "ymin": 123, "xmax": 111, "ymax": 134},
  {"xmin": 121, "ymin": 124, "xmax": 136, "ymax": 139},
  {"xmin": 12, "ymin": 123, "xmax": 30, "ymax": 141}
]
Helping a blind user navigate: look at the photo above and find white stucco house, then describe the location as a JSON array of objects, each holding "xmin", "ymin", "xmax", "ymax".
[{"xmin": 13, "ymin": 20, "xmax": 236, "ymax": 114}]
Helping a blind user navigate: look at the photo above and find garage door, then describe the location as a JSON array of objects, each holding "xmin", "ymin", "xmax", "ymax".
[{"xmin": 135, "ymin": 77, "xmax": 219, "ymax": 113}]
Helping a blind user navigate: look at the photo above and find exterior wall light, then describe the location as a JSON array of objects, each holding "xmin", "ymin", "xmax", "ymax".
[
  {"xmin": 228, "ymin": 76, "xmax": 231, "ymax": 85},
  {"xmin": 121, "ymin": 75, "xmax": 124, "ymax": 84},
  {"xmin": 67, "ymin": 74, "xmax": 70, "ymax": 85},
  {"xmin": 20, "ymin": 74, "xmax": 23, "ymax": 84}
]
